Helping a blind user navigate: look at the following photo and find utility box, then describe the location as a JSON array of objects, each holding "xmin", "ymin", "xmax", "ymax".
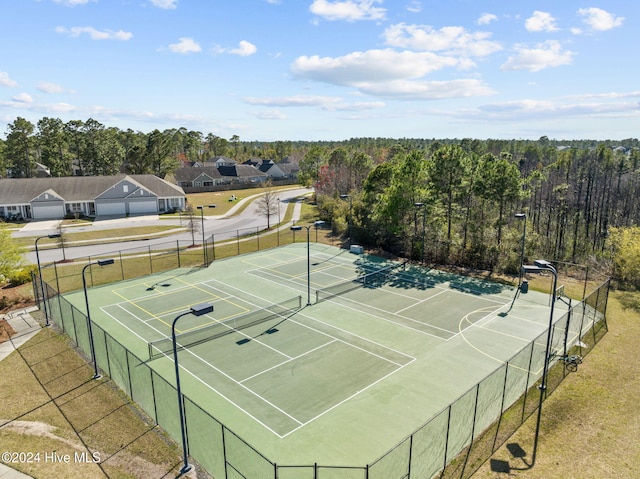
[
  {"xmin": 350, "ymin": 244, "xmax": 364, "ymax": 254},
  {"xmin": 520, "ymin": 280, "xmax": 529, "ymax": 293}
]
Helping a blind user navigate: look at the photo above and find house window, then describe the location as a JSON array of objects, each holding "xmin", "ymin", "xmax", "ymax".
[
  {"xmin": 123, "ymin": 185, "xmax": 129, "ymax": 193},
  {"xmin": 68, "ymin": 203, "xmax": 82, "ymax": 213},
  {"xmin": 203, "ymin": 181, "xmax": 213, "ymax": 187}
]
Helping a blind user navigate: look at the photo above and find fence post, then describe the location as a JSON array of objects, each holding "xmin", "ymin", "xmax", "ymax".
[
  {"xmin": 119, "ymin": 251, "xmax": 124, "ymax": 280},
  {"xmin": 256, "ymin": 226, "xmax": 260, "ymax": 251},
  {"xmin": 52, "ymin": 264, "xmax": 64, "ymax": 325},
  {"xmin": 222, "ymin": 425, "xmax": 228, "ymax": 479},
  {"xmin": 407, "ymin": 434, "xmax": 413, "ymax": 478},
  {"xmin": 459, "ymin": 383, "xmax": 481, "ymax": 477},
  {"xmin": 492, "ymin": 363, "xmax": 510, "ymax": 452},
  {"xmin": 237, "ymin": 230, "xmax": 240, "ymax": 255},
  {"xmin": 443, "ymin": 405, "xmax": 452, "ymax": 470},
  {"xmin": 177, "ymin": 240, "xmax": 181, "ymax": 268},
  {"xmin": 212, "ymin": 233, "xmax": 216, "ymax": 261},
  {"xmin": 148, "ymin": 245, "xmax": 153, "ymax": 273},
  {"xmin": 522, "ymin": 341, "xmax": 536, "ymax": 423}
]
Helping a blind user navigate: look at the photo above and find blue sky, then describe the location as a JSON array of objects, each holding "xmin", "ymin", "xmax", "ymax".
[{"xmin": 0, "ymin": 0, "xmax": 636, "ymax": 141}]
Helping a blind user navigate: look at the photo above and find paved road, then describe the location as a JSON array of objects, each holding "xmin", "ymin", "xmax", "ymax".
[{"xmin": 21, "ymin": 187, "xmax": 312, "ymax": 264}]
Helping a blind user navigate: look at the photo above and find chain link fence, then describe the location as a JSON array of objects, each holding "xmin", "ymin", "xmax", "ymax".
[{"xmin": 33, "ymin": 242, "xmax": 609, "ymax": 479}]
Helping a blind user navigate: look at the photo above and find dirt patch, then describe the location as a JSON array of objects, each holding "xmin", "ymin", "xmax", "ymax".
[
  {"xmin": 0, "ymin": 420, "xmax": 196, "ymax": 479},
  {"xmin": 0, "ymin": 318, "xmax": 16, "ymax": 343}
]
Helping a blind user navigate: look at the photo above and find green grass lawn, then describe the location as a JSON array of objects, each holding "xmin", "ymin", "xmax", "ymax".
[
  {"xmin": 0, "ymin": 324, "xmax": 201, "ymax": 479},
  {"xmin": 471, "ymin": 289, "xmax": 640, "ymax": 479}
]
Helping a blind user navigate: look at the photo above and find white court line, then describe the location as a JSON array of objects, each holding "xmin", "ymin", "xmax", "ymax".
[
  {"xmin": 394, "ymin": 289, "xmax": 448, "ymax": 314},
  {"xmin": 201, "ymin": 277, "xmax": 415, "ymax": 434},
  {"xmin": 107, "ymin": 269, "xmax": 416, "ymax": 437},
  {"xmin": 239, "ymin": 340, "xmax": 337, "ymax": 383},
  {"xmin": 320, "ymin": 290, "xmax": 456, "ymax": 339},
  {"xmin": 204, "ymin": 277, "xmax": 415, "ymax": 366},
  {"xmin": 109, "ymin": 279, "xmax": 221, "ymax": 305},
  {"xmin": 104, "ymin": 297, "xmax": 301, "ymax": 437}
]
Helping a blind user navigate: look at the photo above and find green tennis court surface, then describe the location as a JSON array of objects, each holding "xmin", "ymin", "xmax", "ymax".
[{"xmin": 61, "ymin": 243, "xmax": 571, "ymax": 465}]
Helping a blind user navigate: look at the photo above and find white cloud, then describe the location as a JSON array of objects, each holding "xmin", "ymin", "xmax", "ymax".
[
  {"xmin": 406, "ymin": 1, "xmax": 421, "ymax": 14},
  {"xmin": 525, "ymin": 11, "xmax": 559, "ymax": 32},
  {"xmin": 309, "ymin": 0, "xmax": 386, "ymax": 22},
  {"xmin": 501, "ymin": 40, "xmax": 575, "ymax": 72},
  {"xmin": 566, "ymin": 91, "xmax": 640, "ymax": 100},
  {"xmin": 245, "ymin": 95, "xmax": 385, "ymax": 111},
  {"xmin": 245, "ymin": 95, "xmax": 343, "ymax": 107},
  {"xmin": 355, "ymin": 78, "xmax": 495, "ymax": 100},
  {"xmin": 229, "ymin": 40, "xmax": 257, "ymax": 57},
  {"xmin": 37, "ymin": 81, "xmax": 68, "ymax": 94},
  {"xmin": 12, "ymin": 93, "xmax": 33, "ymax": 103},
  {"xmin": 55, "ymin": 26, "xmax": 133, "ymax": 41},
  {"xmin": 291, "ymin": 49, "xmax": 464, "ymax": 85},
  {"xmin": 253, "ymin": 110, "xmax": 287, "ymax": 120},
  {"xmin": 478, "ymin": 98, "xmax": 639, "ymax": 119},
  {"xmin": 382, "ymin": 23, "xmax": 502, "ymax": 57},
  {"xmin": 168, "ymin": 37, "xmax": 202, "ymax": 54},
  {"xmin": 149, "ymin": 0, "xmax": 178, "ymax": 9},
  {"xmin": 578, "ymin": 7, "xmax": 624, "ymax": 31},
  {"xmin": 477, "ymin": 13, "xmax": 497, "ymax": 25},
  {"xmin": 0, "ymin": 71, "xmax": 18, "ymax": 88},
  {"xmin": 53, "ymin": 0, "xmax": 93, "ymax": 6}
]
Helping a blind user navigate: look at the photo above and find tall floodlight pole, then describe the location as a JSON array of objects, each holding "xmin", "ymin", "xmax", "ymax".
[
  {"xmin": 414, "ymin": 202, "xmax": 426, "ymax": 264},
  {"xmin": 82, "ymin": 258, "xmax": 115, "ymax": 379},
  {"xmin": 291, "ymin": 220, "xmax": 325, "ymax": 306},
  {"xmin": 35, "ymin": 233, "xmax": 61, "ymax": 326},
  {"xmin": 172, "ymin": 302, "xmax": 214, "ymax": 475},
  {"xmin": 515, "ymin": 213, "xmax": 526, "ymax": 289},
  {"xmin": 340, "ymin": 194, "xmax": 353, "ymax": 248},
  {"xmin": 522, "ymin": 259, "xmax": 558, "ymax": 466}
]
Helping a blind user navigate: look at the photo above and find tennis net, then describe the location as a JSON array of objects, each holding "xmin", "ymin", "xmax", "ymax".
[
  {"xmin": 315, "ymin": 261, "xmax": 406, "ymax": 303},
  {"xmin": 148, "ymin": 295, "xmax": 302, "ymax": 359}
]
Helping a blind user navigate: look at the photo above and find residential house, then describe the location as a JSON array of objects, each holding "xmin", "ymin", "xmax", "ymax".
[
  {"xmin": 0, "ymin": 174, "xmax": 185, "ymax": 220},
  {"xmin": 173, "ymin": 167, "xmax": 224, "ymax": 189}
]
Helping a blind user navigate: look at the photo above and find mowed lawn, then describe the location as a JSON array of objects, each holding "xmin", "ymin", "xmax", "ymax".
[{"xmin": 472, "ymin": 289, "xmax": 640, "ymax": 479}]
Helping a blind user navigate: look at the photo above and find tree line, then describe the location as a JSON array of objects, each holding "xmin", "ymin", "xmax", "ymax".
[
  {"xmin": 2, "ymin": 115, "xmax": 639, "ymax": 284},
  {"xmin": 302, "ymin": 141, "xmax": 640, "ymax": 283},
  {"xmin": 0, "ymin": 116, "xmax": 295, "ymax": 178}
]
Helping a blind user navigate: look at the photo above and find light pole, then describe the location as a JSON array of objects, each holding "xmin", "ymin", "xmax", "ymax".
[
  {"xmin": 291, "ymin": 220, "xmax": 325, "ymax": 306},
  {"xmin": 414, "ymin": 202, "xmax": 426, "ymax": 264},
  {"xmin": 340, "ymin": 194, "xmax": 353, "ymax": 248},
  {"xmin": 82, "ymin": 258, "xmax": 115, "ymax": 379},
  {"xmin": 35, "ymin": 233, "xmax": 61, "ymax": 326},
  {"xmin": 172, "ymin": 302, "xmax": 214, "ymax": 475},
  {"xmin": 522, "ymin": 259, "xmax": 558, "ymax": 466},
  {"xmin": 515, "ymin": 213, "xmax": 527, "ymax": 289}
]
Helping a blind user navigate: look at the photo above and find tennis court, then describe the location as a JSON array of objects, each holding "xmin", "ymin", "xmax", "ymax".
[{"xmin": 60, "ymin": 242, "xmax": 580, "ymax": 467}]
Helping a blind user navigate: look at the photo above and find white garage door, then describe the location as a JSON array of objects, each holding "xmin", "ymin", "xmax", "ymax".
[
  {"xmin": 96, "ymin": 202, "xmax": 126, "ymax": 216},
  {"xmin": 128, "ymin": 200, "xmax": 157, "ymax": 215},
  {"xmin": 32, "ymin": 204, "xmax": 65, "ymax": 219}
]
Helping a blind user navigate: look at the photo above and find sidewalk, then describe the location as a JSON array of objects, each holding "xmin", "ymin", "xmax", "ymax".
[
  {"xmin": 0, "ymin": 463, "xmax": 34, "ymax": 479},
  {"xmin": 0, "ymin": 306, "xmax": 40, "ymax": 361},
  {"xmin": 0, "ymin": 306, "xmax": 40, "ymax": 479}
]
